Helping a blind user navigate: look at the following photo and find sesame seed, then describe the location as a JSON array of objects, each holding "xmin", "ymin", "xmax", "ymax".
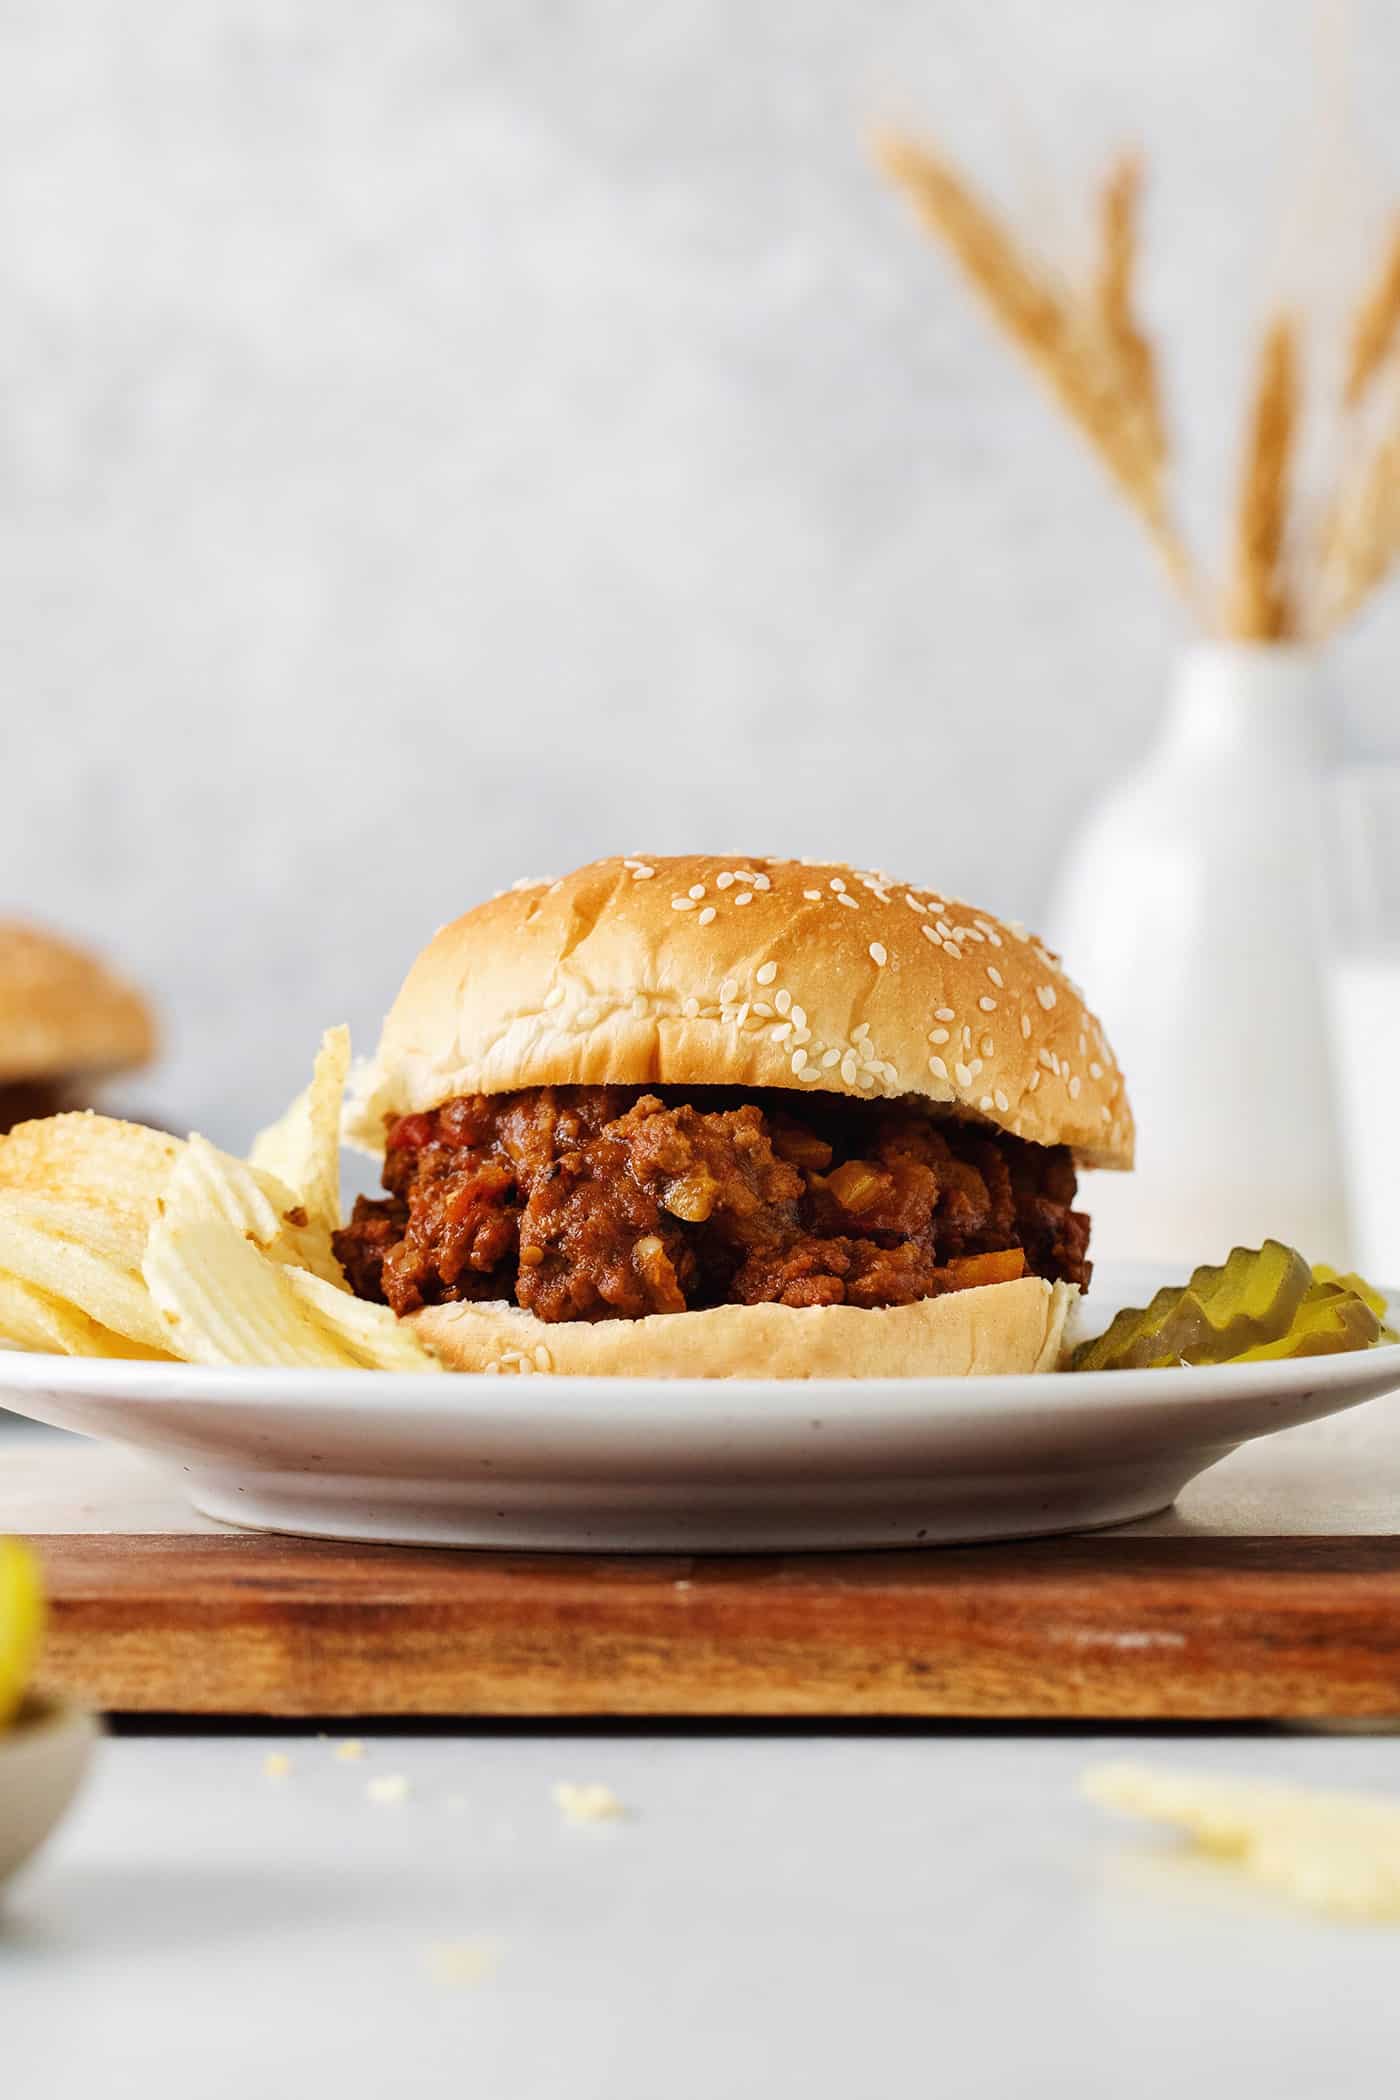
[
  {"xmin": 735, "ymin": 892, "xmax": 753, "ymax": 907},
  {"xmin": 962, "ymin": 1026, "xmax": 972, "ymax": 1048},
  {"xmin": 852, "ymin": 1022, "xmax": 870, "ymax": 1041},
  {"xmin": 821, "ymin": 1048, "xmax": 841, "ymax": 1068},
  {"xmin": 934, "ymin": 1007, "xmax": 955, "ymax": 1022},
  {"xmin": 544, "ymin": 985, "xmax": 566, "ymax": 1008},
  {"xmin": 734, "ymin": 1003, "xmax": 750, "ymax": 1026},
  {"xmin": 928, "ymin": 1055, "xmax": 949, "ymax": 1081},
  {"xmin": 829, "ymin": 877, "xmax": 847, "ymax": 892},
  {"xmin": 869, "ymin": 942, "xmax": 888, "ymax": 967},
  {"xmin": 979, "ymin": 1095, "xmax": 993, "ymax": 1111},
  {"xmin": 968, "ymin": 1058, "xmax": 983, "ymax": 1077},
  {"xmin": 720, "ymin": 978, "xmax": 739, "ymax": 1003},
  {"xmin": 994, "ymin": 1089, "xmax": 1009, "ymax": 1112},
  {"xmin": 942, "ymin": 941, "xmax": 962, "ymax": 960},
  {"xmin": 1069, "ymin": 1075, "xmax": 1082, "ymax": 1100},
  {"xmin": 979, "ymin": 996, "xmax": 997, "ymax": 1012},
  {"xmin": 955, "ymin": 1062, "xmax": 973, "ymax": 1088},
  {"xmin": 980, "ymin": 1035, "xmax": 995, "ymax": 1057},
  {"xmin": 803, "ymin": 888, "xmax": 822, "ymax": 902},
  {"xmin": 752, "ymin": 873, "xmax": 771, "ymax": 891},
  {"xmin": 1038, "ymin": 1049, "xmax": 1056, "ymax": 1072},
  {"xmin": 716, "ymin": 872, "xmax": 735, "ymax": 890},
  {"xmin": 965, "ymin": 927, "xmax": 986, "ymax": 944},
  {"xmin": 904, "ymin": 894, "xmax": 926, "ymax": 911},
  {"xmin": 790, "ymin": 1004, "xmax": 806, "ymax": 1028},
  {"xmin": 799, "ymin": 1065, "xmax": 823, "ymax": 1083},
  {"xmin": 836, "ymin": 893, "xmax": 858, "ymax": 909},
  {"xmin": 1089, "ymin": 1061, "xmax": 1103, "ymax": 1080},
  {"xmin": 987, "ymin": 966, "xmax": 1004, "ymax": 988},
  {"xmin": 752, "ymin": 1001, "xmax": 774, "ymax": 1018},
  {"xmin": 697, "ymin": 906, "xmax": 716, "ymax": 926},
  {"xmin": 775, "ymin": 989, "xmax": 792, "ymax": 1015},
  {"xmin": 756, "ymin": 960, "xmax": 778, "ymax": 986},
  {"xmin": 1036, "ymin": 985, "xmax": 1057, "ymax": 1010},
  {"xmin": 770, "ymin": 1021, "xmax": 792, "ymax": 1042},
  {"xmin": 688, "ymin": 884, "xmax": 706, "ymax": 900},
  {"xmin": 1101, "ymin": 1104, "xmax": 1111, "ymax": 1121},
  {"xmin": 929, "ymin": 1027, "xmax": 950, "ymax": 1044},
  {"xmin": 920, "ymin": 924, "xmax": 939, "ymax": 944},
  {"xmin": 840, "ymin": 1054, "xmax": 858, "ymax": 1085},
  {"xmin": 1021, "ymin": 1013, "xmax": 1032, "ymax": 1039},
  {"xmin": 1028, "ymin": 1071, "xmax": 1041, "ymax": 1091},
  {"xmin": 791, "ymin": 1025, "xmax": 812, "ymax": 1046},
  {"xmin": 575, "ymin": 1007, "xmax": 598, "ymax": 1028},
  {"xmin": 682, "ymin": 997, "xmax": 700, "ymax": 1019},
  {"xmin": 632, "ymin": 866, "xmax": 654, "ymax": 881},
  {"xmin": 856, "ymin": 1071, "xmax": 876, "ymax": 1091},
  {"xmin": 672, "ymin": 896, "xmax": 695, "ymax": 912},
  {"xmin": 791, "ymin": 1048, "xmax": 808, "ymax": 1073}
]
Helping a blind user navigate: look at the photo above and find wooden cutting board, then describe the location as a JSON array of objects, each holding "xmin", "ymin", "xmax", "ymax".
[{"xmin": 8, "ymin": 1436, "xmax": 1400, "ymax": 1719}]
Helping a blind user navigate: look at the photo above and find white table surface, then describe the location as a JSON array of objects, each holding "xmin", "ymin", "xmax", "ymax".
[{"xmin": 5, "ymin": 1419, "xmax": 1400, "ymax": 2096}]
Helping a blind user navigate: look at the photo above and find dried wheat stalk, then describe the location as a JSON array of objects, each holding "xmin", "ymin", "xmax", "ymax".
[
  {"xmin": 1091, "ymin": 152, "xmax": 1166, "ymax": 474},
  {"xmin": 1343, "ymin": 218, "xmax": 1400, "ymax": 409},
  {"xmin": 874, "ymin": 130, "xmax": 1195, "ymax": 601},
  {"xmin": 1225, "ymin": 314, "xmax": 1300, "ymax": 640},
  {"xmin": 1316, "ymin": 386, "xmax": 1400, "ymax": 633}
]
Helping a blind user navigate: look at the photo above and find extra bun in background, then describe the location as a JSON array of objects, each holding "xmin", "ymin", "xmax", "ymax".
[
  {"xmin": 0, "ymin": 923, "xmax": 156, "ymax": 1089},
  {"xmin": 348, "ymin": 855, "xmax": 1133, "ymax": 1167}
]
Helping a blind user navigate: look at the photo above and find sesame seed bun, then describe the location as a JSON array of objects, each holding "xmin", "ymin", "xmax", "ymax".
[
  {"xmin": 349, "ymin": 855, "xmax": 1133, "ymax": 1168},
  {"xmin": 0, "ymin": 922, "xmax": 156, "ymax": 1086},
  {"xmin": 413, "ymin": 1273, "xmax": 1076, "ymax": 1380}
]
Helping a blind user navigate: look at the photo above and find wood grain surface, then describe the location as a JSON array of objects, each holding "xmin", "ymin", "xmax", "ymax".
[{"xmin": 10, "ymin": 1438, "xmax": 1400, "ymax": 1718}]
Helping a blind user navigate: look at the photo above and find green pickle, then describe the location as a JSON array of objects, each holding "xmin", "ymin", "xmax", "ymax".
[{"xmin": 1072, "ymin": 1241, "xmax": 1396, "ymax": 1372}]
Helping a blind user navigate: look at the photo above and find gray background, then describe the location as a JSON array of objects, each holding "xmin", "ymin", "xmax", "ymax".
[{"xmin": 4, "ymin": 0, "xmax": 1400, "ymax": 1145}]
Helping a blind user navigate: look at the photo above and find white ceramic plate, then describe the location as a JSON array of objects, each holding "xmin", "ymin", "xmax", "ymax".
[{"xmin": 2, "ymin": 1265, "xmax": 1398, "ymax": 1551}]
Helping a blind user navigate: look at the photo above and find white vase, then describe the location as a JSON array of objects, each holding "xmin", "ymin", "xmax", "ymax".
[{"xmin": 1048, "ymin": 641, "xmax": 1348, "ymax": 1266}]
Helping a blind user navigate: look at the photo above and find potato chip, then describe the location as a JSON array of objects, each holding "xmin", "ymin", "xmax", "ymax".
[
  {"xmin": 144, "ymin": 1204, "xmax": 359, "ymax": 1370},
  {"xmin": 0, "ymin": 1272, "xmax": 172, "ymax": 1360},
  {"xmin": 1083, "ymin": 1763, "xmax": 1400, "ymax": 1921},
  {"xmin": 173, "ymin": 1133, "xmax": 344, "ymax": 1289},
  {"xmin": 281, "ymin": 1266, "xmax": 440, "ymax": 1373},
  {"xmin": 249, "ymin": 1026, "xmax": 350, "ymax": 1242},
  {"xmin": 0, "ymin": 1112, "xmax": 178, "ymax": 1245},
  {"xmin": 0, "ymin": 1189, "xmax": 146, "ymax": 1271},
  {"xmin": 0, "ymin": 1206, "xmax": 170, "ymax": 1353}
]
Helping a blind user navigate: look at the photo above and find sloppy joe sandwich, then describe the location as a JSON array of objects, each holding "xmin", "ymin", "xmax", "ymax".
[
  {"xmin": 334, "ymin": 856, "xmax": 1134, "ymax": 1377},
  {"xmin": 0, "ymin": 922, "xmax": 156, "ymax": 1135}
]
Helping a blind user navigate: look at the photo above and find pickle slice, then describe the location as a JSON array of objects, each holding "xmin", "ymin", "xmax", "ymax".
[{"xmin": 1072, "ymin": 1243, "xmax": 1394, "ymax": 1372}]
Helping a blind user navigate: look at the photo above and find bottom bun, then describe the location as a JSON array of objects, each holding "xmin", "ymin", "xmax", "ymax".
[{"xmin": 412, "ymin": 1275, "xmax": 1077, "ymax": 1380}]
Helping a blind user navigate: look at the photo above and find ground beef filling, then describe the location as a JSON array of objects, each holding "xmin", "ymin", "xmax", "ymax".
[{"xmin": 334, "ymin": 1086, "xmax": 1091, "ymax": 1325}]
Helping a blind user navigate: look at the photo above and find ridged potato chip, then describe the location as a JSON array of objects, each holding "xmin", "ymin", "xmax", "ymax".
[
  {"xmin": 0, "ymin": 1112, "xmax": 178, "ymax": 1249},
  {"xmin": 0, "ymin": 1273, "xmax": 172, "ymax": 1360},
  {"xmin": 144, "ymin": 1207, "xmax": 358, "ymax": 1370},
  {"xmin": 249, "ymin": 1026, "xmax": 350, "ymax": 1243},
  {"xmin": 178, "ymin": 1134, "xmax": 345, "ymax": 1289},
  {"xmin": 0, "ymin": 1204, "xmax": 171, "ymax": 1354},
  {"xmin": 281, "ymin": 1266, "xmax": 440, "ymax": 1373}
]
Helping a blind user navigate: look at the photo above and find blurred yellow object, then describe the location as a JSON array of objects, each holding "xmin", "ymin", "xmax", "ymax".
[{"xmin": 0, "ymin": 1537, "xmax": 44, "ymax": 1729}]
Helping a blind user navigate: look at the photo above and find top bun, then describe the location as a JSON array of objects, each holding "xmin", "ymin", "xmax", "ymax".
[
  {"xmin": 0, "ymin": 922, "xmax": 156, "ymax": 1084},
  {"xmin": 349, "ymin": 856, "xmax": 1133, "ymax": 1168}
]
